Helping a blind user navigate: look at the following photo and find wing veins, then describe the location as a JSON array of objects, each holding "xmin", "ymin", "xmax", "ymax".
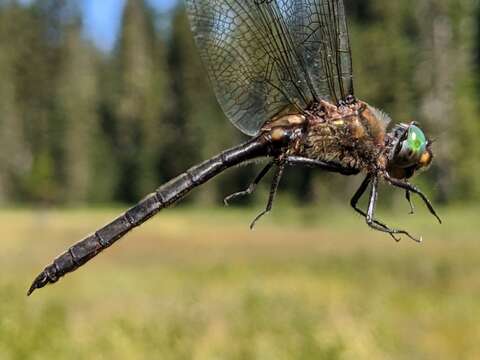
[{"xmin": 185, "ymin": 0, "xmax": 355, "ymax": 135}]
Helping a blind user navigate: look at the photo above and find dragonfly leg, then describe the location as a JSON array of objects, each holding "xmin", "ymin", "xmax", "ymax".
[
  {"xmin": 285, "ymin": 156, "xmax": 359, "ymax": 175},
  {"xmin": 366, "ymin": 176, "xmax": 422, "ymax": 243},
  {"xmin": 250, "ymin": 162, "xmax": 285, "ymax": 229},
  {"xmin": 350, "ymin": 175, "xmax": 400, "ymax": 241},
  {"xmin": 406, "ymin": 190, "xmax": 415, "ymax": 214},
  {"xmin": 224, "ymin": 161, "xmax": 274, "ymax": 206},
  {"xmin": 385, "ymin": 176, "xmax": 442, "ymax": 224}
]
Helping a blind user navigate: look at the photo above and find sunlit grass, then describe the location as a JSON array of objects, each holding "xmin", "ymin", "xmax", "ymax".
[{"xmin": 0, "ymin": 205, "xmax": 479, "ymax": 359}]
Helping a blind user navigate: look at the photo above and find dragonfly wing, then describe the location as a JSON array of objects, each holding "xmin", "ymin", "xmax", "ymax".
[
  {"xmin": 287, "ymin": 0, "xmax": 354, "ymax": 103},
  {"xmin": 185, "ymin": 0, "xmax": 354, "ymax": 136}
]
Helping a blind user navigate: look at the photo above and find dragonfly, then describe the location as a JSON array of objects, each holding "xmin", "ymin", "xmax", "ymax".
[{"xmin": 28, "ymin": 0, "xmax": 441, "ymax": 296}]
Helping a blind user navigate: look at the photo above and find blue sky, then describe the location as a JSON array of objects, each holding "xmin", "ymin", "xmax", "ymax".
[
  {"xmin": 17, "ymin": 0, "xmax": 177, "ymax": 51},
  {"xmin": 81, "ymin": 0, "xmax": 177, "ymax": 51}
]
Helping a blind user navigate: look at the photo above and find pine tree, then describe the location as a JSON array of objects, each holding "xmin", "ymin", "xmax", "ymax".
[
  {"xmin": 0, "ymin": 2, "xmax": 59, "ymax": 203},
  {"xmin": 114, "ymin": 0, "xmax": 168, "ymax": 202},
  {"xmin": 0, "ymin": 45, "xmax": 29, "ymax": 203},
  {"xmin": 57, "ymin": 20, "xmax": 101, "ymax": 203},
  {"xmin": 414, "ymin": 0, "xmax": 480, "ymax": 202},
  {"xmin": 447, "ymin": 0, "xmax": 480, "ymax": 201},
  {"xmin": 167, "ymin": 5, "xmax": 255, "ymax": 205},
  {"xmin": 16, "ymin": 0, "xmax": 68, "ymax": 203}
]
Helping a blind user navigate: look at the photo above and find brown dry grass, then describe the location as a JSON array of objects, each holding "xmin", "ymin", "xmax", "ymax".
[{"xmin": 0, "ymin": 205, "xmax": 479, "ymax": 359}]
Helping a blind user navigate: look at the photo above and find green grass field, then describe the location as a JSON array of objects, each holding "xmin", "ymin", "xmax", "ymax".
[{"xmin": 0, "ymin": 205, "xmax": 479, "ymax": 359}]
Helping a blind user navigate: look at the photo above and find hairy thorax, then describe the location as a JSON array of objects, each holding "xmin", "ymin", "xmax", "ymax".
[{"xmin": 299, "ymin": 100, "xmax": 388, "ymax": 172}]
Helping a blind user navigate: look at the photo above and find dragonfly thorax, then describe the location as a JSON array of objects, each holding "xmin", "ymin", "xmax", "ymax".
[{"xmin": 292, "ymin": 100, "xmax": 389, "ymax": 173}]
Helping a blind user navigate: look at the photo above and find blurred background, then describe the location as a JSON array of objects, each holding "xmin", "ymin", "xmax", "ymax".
[{"xmin": 1, "ymin": 0, "xmax": 480, "ymax": 359}]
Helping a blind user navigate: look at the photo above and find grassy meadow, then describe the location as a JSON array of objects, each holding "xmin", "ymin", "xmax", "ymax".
[{"xmin": 0, "ymin": 203, "xmax": 479, "ymax": 359}]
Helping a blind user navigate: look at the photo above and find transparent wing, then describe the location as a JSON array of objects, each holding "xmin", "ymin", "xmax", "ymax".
[
  {"xmin": 289, "ymin": 0, "xmax": 354, "ymax": 103},
  {"xmin": 185, "ymin": 0, "xmax": 354, "ymax": 136}
]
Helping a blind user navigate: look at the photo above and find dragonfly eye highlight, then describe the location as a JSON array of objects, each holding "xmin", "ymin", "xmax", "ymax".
[
  {"xmin": 395, "ymin": 125, "xmax": 427, "ymax": 167},
  {"xmin": 406, "ymin": 125, "xmax": 427, "ymax": 154}
]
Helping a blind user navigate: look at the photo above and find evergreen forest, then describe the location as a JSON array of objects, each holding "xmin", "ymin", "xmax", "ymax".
[{"xmin": 0, "ymin": 0, "xmax": 479, "ymax": 207}]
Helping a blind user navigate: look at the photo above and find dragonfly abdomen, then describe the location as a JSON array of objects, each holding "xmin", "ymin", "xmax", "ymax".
[{"xmin": 28, "ymin": 135, "xmax": 272, "ymax": 295}]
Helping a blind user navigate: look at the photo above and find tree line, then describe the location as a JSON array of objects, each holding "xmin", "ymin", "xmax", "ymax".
[{"xmin": 0, "ymin": 0, "xmax": 479, "ymax": 207}]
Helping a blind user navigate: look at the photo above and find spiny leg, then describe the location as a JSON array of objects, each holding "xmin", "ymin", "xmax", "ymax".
[
  {"xmin": 350, "ymin": 175, "xmax": 400, "ymax": 242},
  {"xmin": 386, "ymin": 176, "xmax": 442, "ymax": 224},
  {"xmin": 286, "ymin": 156, "xmax": 359, "ymax": 176},
  {"xmin": 250, "ymin": 162, "xmax": 285, "ymax": 229},
  {"xmin": 406, "ymin": 190, "xmax": 415, "ymax": 214},
  {"xmin": 287, "ymin": 159, "xmax": 397, "ymax": 241},
  {"xmin": 224, "ymin": 161, "xmax": 274, "ymax": 206},
  {"xmin": 366, "ymin": 176, "xmax": 422, "ymax": 243}
]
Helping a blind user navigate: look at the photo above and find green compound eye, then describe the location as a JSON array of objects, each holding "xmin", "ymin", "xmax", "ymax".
[
  {"xmin": 394, "ymin": 124, "xmax": 428, "ymax": 168},
  {"xmin": 407, "ymin": 125, "xmax": 427, "ymax": 154}
]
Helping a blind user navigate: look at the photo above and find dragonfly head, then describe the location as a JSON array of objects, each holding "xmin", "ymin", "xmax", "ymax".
[{"xmin": 386, "ymin": 123, "xmax": 433, "ymax": 179}]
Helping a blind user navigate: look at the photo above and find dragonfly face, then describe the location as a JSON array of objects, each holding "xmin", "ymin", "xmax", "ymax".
[{"xmin": 387, "ymin": 123, "xmax": 433, "ymax": 180}]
